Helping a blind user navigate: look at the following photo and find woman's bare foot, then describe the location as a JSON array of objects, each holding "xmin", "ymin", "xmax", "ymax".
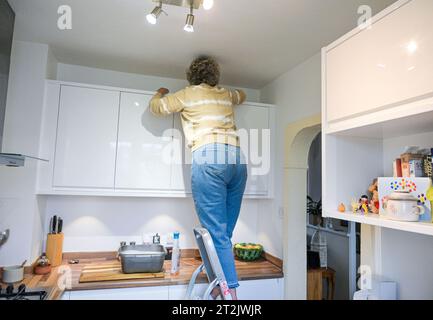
[
  {"xmin": 229, "ymin": 289, "xmax": 238, "ymax": 300},
  {"xmin": 211, "ymin": 287, "xmax": 221, "ymax": 300},
  {"xmin": 210, "ymin": 287, "xmax": 238, "ymax": 300}
]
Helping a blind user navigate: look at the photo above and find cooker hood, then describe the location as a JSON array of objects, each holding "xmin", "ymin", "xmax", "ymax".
[
  {"xmin": 0, "ymin": 152, "xmax": 48, "ymax": 167},
  {"xmin": 0, "ymin": 1, "xmax": 47, "ymax": 167}
]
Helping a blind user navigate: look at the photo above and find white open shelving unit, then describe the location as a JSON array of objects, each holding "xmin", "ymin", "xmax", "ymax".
[
  {"xmin": 322, "ymin": 0, "xmax": 433, "ymax": 239},
  {"xmin": 322, "ymin": 95, "xmax": 433, "ymax": 237},
  {"xmin": 326, "ymin": 211, "xmax": 433, "ymax": 237},
  {"xmin": 321, "ymin": 0, "xmax": 433, "ymax": 298}
]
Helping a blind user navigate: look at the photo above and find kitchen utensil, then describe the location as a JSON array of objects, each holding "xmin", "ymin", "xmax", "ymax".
[
  {"xmin": 52, "ymin": 215, "xmax": 57, "ymax": 234},
  {"xmin": 68, "ymin": 259, "xmax": 79, "ymax": 264},
  {"xmin": 34, "ymin": 265, "xmax": 52, "ymax": 275},
  {"xmin": 79, "ymin": 261, "xmax": 164, "ymax": 283},
  {"xmin": 382, "ymin": 191, "xmax": 425, "ymax": 222},
  {"xmin": 118, "ymin": 244, "xmax": 166, "ymax": 274},
  {"xmin": 2, "ymin": 265, "xmax": 24, "ymax": 284},
  {"xmin": 57, "ymin": 218, "xmax": 63, "ymax": 233},
  {"xmin": 49, "ymin": 217, "xmax": 53, "ymax": 234}
]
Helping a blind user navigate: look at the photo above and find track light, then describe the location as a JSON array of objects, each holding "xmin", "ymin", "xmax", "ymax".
[
  {"xmin": 146, "ymin": 3, "xmax": 164, "ymax": 25},
  {"xmin": 184, "ymin": 6, "xmax": 195, "ymax": 32},
  {"xmin": 203, "ymin": 0, "xmax": 214, "ymax": 10},
  {"xmin": 146, "ymin": 0, "xmax": 212, "ymax": 31}
]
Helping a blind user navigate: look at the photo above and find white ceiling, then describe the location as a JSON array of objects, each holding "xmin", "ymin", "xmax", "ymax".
[{"xmin": 9, "ymin": 0, "xmax": 396, "ymax": 89}]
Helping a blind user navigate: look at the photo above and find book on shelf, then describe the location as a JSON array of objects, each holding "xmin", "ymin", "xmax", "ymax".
[
  {"xmin": 393, "ymin": 158, "xmax": 402, "ymax": 178},
  {"xmin": 397, "ymin": 150, "xmax": 433, "ymax": 178}
]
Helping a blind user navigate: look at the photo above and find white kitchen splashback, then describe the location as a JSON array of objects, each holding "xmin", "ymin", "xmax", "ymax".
[{"xmin": 43, "ymin": 196, "xmax": 261, "ymax": 252}]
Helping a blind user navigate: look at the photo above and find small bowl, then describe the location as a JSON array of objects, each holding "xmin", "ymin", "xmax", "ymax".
[
  {"xmin": 2, "ymin": 265, "xmax": 24, "ymax": 283},
  {"xmin": 234, "ymin": 243, "xmax": 264, "ymax": 261},
  {"xmin": 34, "ymin": 264, "xmax": 52, "ymax": 275}
]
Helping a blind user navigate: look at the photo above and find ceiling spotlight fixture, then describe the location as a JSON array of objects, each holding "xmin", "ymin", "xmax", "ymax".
[
  {"xmin": 146, "ymin": 2, "xmax": 165, "ymax": 25},
  {"xmin": 202, "ymin": 0, "xmax": 214, "ymax": 10},
  {"xmin": 146, "ymin": 0, "xmax": 211, "ymax": 31},
  {"xmin": 184, "ymin": 5, "xmax": 195, "ymax": 33}
]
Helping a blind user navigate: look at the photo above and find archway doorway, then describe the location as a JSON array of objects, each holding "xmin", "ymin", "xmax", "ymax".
[{"xmin": 282, "ymin": 115, "xmax": 321, "ymax": 299}]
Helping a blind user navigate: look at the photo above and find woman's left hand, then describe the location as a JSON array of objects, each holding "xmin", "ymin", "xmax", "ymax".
[{"xmin": 157, "ymin": 88, "xmax": 169, "ymax": 95}]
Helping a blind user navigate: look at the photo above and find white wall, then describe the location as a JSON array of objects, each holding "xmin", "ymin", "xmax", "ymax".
[
  {"xmin": 43, "ymin": 196, "xmax": 261, "ymax": 252},
  {"xmin": 56, "ymin": 63, "xmax": 261, "ymax": 102},
  {"xmin": 0, "ymin": 41, "xmax": 56, "ymax": 266},
  {"xmin": 258, "ymin": 53, "xmax": 322, "ymax": 258}
]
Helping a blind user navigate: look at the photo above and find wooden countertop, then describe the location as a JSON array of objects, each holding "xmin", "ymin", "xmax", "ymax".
[{"xmin": 1, "ymin": 251, "xmax": 283, "ymax": 299}]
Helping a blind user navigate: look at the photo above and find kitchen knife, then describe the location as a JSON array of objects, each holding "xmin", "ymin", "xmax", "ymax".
[
  {"xmin": 52, "ymin": 215, "xmax": 58, "ymax": 234},
  {"xmin": 58, "ymin": 218, "xmax": 63, "ymax": 234},
  {"xmin": 49, "ymin": 217, "xmax": 53, "ymax": 234}
]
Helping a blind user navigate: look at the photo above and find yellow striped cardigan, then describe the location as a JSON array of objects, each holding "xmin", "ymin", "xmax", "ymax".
[{"xmin": 149, "ymin": 83, "xmax": 246, "ymax": 151}]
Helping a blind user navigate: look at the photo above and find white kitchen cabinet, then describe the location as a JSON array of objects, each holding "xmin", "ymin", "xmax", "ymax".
[
  {"xmin": 325, "ymin": 0, "xmax": 433, "ymax": 123},
  {"xmin": 169, "ymin": 279, "xmax": 284, "ymax": 300},
  {"xmin": 66, "ymin": 279, "xmax": 283, "ymax": 300},
  {"xmin": 53, "ymin": 85, "xmax": 120, "ymax": 188},
  {"xmin": 235, "ymin": 104, "xmax": 271, "ymax": 196},
  {"xmin": 170, "ymin": 113, "xmax": 192, "ymax": 193},
  {"xmin": 59, "ymin": 291, "xmax": 70, "ymax": 300},
  {"xmin": 170, "ymin": 103, "xmax": 274, "ymax": 197},
  {"xmin": 237, "ymin": 279, "xmax": 284, "ymax": 300},
  {"xmin": 68, "ymin": 286, "xmax": 169, "ymax": 300},
  {"xmin": 37, "ymin": 81, "xmax": 275, "ymax": 198},
  {"xmin": 168, "ymin": 283, "xmax": 208, "ymax": 300},
  {"xmin": 115, "ymin": 92, "xmax": 174, "ymax": 191}
]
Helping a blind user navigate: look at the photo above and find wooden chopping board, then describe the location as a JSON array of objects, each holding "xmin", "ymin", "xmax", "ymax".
[{"xmin": 79, "ymin": 261, "xmax": 165, "ymax": 283}]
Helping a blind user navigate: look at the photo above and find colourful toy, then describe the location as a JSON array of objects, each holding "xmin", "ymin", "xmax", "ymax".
[
  {"xmin": 359, "ymin": 195, "xmax": 369, "ymax": 214},
  {"xmin": 351, "ymin": 198, "xmax": 358, "ymax": 213},
  {"xmin": 368, "ymin": 179, "xmax": 380, "ymax": 214}
]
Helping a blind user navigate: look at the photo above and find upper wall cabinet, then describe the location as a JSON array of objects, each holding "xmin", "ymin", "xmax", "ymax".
[
  {"xmin": 235, "ymin": 104, "xmax": 271, "ymax": 196},
  {"xmin": 171, "ymin": 114, "xmax": 192, "ymax": 193},
  {"xmin": 38, "ymin": 81, "xmax": 275, "ymax": 198},
  {"xmin": 115, "ymin": 92, "xmax": 173, "ymax": 191},
  {"xmin": 324, "ymin": 0, "xmax": 433, "ymax": 123},
  {"xmin": 53, "ymin": 85, "xmax": 120, "ymax": 188}
]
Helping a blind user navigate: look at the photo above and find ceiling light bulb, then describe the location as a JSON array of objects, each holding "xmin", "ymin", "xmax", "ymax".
[
  {"xmin": 146, "ymin": 5, "xmax": 162, "ymax": 25},
  {"xmin": 203, "ymin": 0, "xmax": 214, "ymax": 10},
  {"xmin": 146, "ymin": 14, "xmax": 157, "ymax": 24},
  {"xmin": 184, "ymin": 14, "xmax": 195, "ymax": 32},
  {"xmin": 406, "ymin": 40, "xmax": 418, "ymax": 54}
]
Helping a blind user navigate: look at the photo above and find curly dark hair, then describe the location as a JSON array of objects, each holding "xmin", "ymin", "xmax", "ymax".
[{"xmin": 186, "ymin": 56, "xmax": 220, "ymax": 86}]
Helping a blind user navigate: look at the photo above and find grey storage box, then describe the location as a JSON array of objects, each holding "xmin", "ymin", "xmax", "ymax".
[{"xmin": 119, "ymin": 244, "xmax": 166, "ymax": 274}]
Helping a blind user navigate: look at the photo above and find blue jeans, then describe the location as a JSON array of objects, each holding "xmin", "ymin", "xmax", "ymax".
[{"xmin": 191, "ymin": 143, "xmax": 248, "ymax": 289}]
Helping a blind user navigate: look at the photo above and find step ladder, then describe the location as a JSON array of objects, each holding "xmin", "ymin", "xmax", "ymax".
[{"xmin": 185, "ymin": 228, "xmax": 233, "ymax": 300}]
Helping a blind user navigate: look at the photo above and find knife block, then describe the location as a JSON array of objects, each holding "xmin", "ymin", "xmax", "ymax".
[{"xmin": 46, "ymin": 233, "xmax": 64, "ymax": 267}]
